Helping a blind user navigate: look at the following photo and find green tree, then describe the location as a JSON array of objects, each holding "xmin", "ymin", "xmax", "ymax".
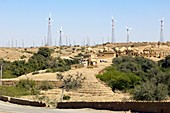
[
  {"xmin": 133, "ymin": 82, "xmax": 168, "ymax": 101},
  {"xmin": 37, "ymin": 47, "xmax": 52, "ymax": 58}
]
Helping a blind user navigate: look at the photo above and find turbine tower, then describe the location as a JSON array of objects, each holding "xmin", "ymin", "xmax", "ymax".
[
  {"xmin": 111, "ymin": 16, "xmax": 117, "ymax": 43},
  {"xmin": 125, "ymin": 26, "xmax": 132, "ymax": 43},
  {"xmin": 58, "ymin": 26, "xmax": 64, "ymax": 46},
  {"xmin": 46, "ymin": 13, "xmax": 53, "ymax": 46},
  {"xmin": 159, "ymin": 17, "xmax": 164, "ymax": 42}
]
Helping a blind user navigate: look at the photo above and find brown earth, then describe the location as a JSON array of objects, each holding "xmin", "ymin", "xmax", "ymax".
[{"xmin": 1, "ymin": 42, "xmax": 170, "ymax": 102}]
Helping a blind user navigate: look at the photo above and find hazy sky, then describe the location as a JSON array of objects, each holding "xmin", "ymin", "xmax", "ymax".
[{"xmin": 0, "ymin": 0, "xmax": 170, "ymax": 47}]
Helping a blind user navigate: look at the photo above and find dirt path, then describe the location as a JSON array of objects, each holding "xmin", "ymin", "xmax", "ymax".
[{"xmin": 20, "ymin": 58, "xmax": 130, "ymax": 102}]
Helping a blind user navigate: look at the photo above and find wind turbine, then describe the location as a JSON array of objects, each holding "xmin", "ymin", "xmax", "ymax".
[
  {"xmin": 111, "ymin": 16, "xmax": 117, "ymax": 43},
  {"xmin": 46, "ymin": 13, "xmax": 53, "ymax": 46},
  {"xmin": 159, "ymin": 17, "xmax": 164, "ymax": 42},
  {"xmin": 57, "ymin": 26, "xmax": 64, "ymax": 47},
  {"xmin": 125, "ymin": 26, "xmax": 132, "ymax": 43}
]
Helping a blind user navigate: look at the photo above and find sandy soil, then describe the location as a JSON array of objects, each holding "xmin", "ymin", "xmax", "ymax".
[{"xmin": 2, "ymin": 43, "xmax": 170, "ymax": 102}]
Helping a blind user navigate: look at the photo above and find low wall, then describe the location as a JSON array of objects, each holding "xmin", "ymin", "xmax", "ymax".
[
  {"xmin": 10, "ymin": 98, "xmax": 46, "ymax": 107},
  {"xmin": 2, "ymin": 80, "xmax": 62, "ymax": 88},
  {"xmin": 0, "ymin": 96, "xmax": 46, "ymax": 107},
  {"xmin": 0, "ymin": 95, "xmax": 9, "ymax": 102},
  {"xmin": 57, "ymin": 102, "xmax": 170, "ymax": 113}
]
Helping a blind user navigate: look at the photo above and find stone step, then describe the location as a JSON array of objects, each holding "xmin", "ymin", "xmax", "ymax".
[
  {"xmin": 77, "ymin": 90, "xmax": 114, "ymax": 94},
  {"xmin": 80, "ymin": 86, "xmax": 112, "ymax": 90},
  {"xmin": 77, "ymin": 91, "xmax": 114, "ymax": 95},
  {"xmin": 77, "ymin": 88, "xmax": 112, "ymax": 91},
  {"xmin": 80, "ymin": 86, "xmax": 111, "ymax": 89}
]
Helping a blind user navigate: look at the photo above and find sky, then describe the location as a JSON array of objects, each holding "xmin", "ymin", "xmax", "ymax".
[{"xmin": 0, "ymin": 0, "xmax": 170, "ymax": 47}]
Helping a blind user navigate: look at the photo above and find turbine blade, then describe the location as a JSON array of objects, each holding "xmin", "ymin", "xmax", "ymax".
[
  {"xmin": 162, "ymin": 17, "xmax": 165, "ymax": 20},
  {"xmin": 49, "ymin": 12, "xmax": 51, "ymax": 18},
  {"xmin": 159, "ymin": 17, "xmax": 165, "ymax": 21}
]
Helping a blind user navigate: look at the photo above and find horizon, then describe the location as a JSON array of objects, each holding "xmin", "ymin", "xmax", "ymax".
[{"xmin": 0, "ymin": 0, "xmax": 170, "ymax": 47}]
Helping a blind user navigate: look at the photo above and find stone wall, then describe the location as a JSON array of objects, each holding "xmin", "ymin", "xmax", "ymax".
[
  {"xmin": 57, "ymin": 102, "xmax": 170, "ymax": 113},
  {"xmin": 2, "ymin": 80, "xmax": 62, "ymax": 88},
  {"xmin": 0, "ymin": 95, "xmax": 46, "ymax": 107}
]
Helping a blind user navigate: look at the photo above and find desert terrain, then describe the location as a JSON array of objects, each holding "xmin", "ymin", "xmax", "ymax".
[{"xmin": 1, "ymin": 42, "xmax": 170, "ymax": 103}]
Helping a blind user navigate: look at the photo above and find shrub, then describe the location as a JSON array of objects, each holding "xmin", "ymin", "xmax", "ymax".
[
  {"xmin": 98, "ymin": 55, "xmax": 170, "ymax": 101},
  {"xmin": 133, "ymin": 82, "xmax": 168, "ymax": 101},
  {"xmin": 20, "ymin": 55, "xmax": 27, "ymax": 59},
  {"xmin": 37, "ymin": 47, "xmax": 52, "ymax": 58},
  {"xmin": 16, "ymin": 79, "xmax": 39, "ymax": 95},
  {"xmin": 38, "ymin": 81, "xmax": 54, "ymax": 90},
  {"xmin": 45, "ymin": 69, "xmax": 53, "ymax": 73},
  {"xmin": 16, "ymin": 79, "xmax": 36, "ymax": 90},
  {"xmin": 63, "ymin": 95, "xmax": 70, "ymax": 100},
  {"xmin": 60, "ymin": 73, "xmax": 84, "ymax": 91},
  {"xmin": 96, "ymin": 67, "xmax": 141, "ymax": 91}
]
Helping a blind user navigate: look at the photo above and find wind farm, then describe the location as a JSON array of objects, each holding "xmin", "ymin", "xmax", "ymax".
[{"xmin": 0, "ymin": 1, "xmax": 170, "ymax": 113}]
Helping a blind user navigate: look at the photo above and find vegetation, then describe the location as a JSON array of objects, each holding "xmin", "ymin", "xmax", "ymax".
[
  {"xmin": 0, "ymin": 79, "xmax": 54, "ymax": 97},
  {"xmin": 63, "ymin": 95, "xmax": 71, "ymax": 100},
  {"xmin": 20, "ymin": 55, "xmax": 27, "ymax": 59},
  {"xmin": 0, "ymin": 79, "xmax": 37, "ymax": 97},
  {"xmin": 97, "ymin": 66, "xmax": 141, "ymax": 91},
  {"xmin": 0, "ymin": 47, "xmax": 79, "ymax": 78},
  {"xmin": 16, "ymin": 79, "xmax": 39, "ymax": 95},
  {"xmin": 57, "ymin": 73, "xmax": 85, "ymax": 91},
  {"xmin": 38, "ymin": 81, "xmax": 54, "ymax": 91},
  {"xmin": 97, "ymin": 55, "xmax": 170, "ymax": 101}
]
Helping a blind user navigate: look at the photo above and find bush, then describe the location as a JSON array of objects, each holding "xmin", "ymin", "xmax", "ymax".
[
  {"xmin": 0, "ymin": 79, "xmax": 39, "ymax": 97},
  {"xmin": 52, "ymin": 66, "xmax": 70, "ymax": 72},
  {"xmin": 59, "ymin": 73, "xmax": 84, "ymax": 91},
  {"xmin": 63, "ymin": 95, "xmax": 70, "ymax": 100},
  {"xmin": 133, "ymin": 82, "xmax": 168, "ymax": 101},
  {"xmin": 16, "ymin": 79, "xmax": 36, "ymax": 90},
  {"xmin": 38, "ymin": 81, "xmax": 54, "ymax": 90},
  {"xmin": 37, "ymin": 47, "xmax": 52, "ymax": 58},
  {"xmin": 159, "ymin": 55, "xmax": 170, "ymax": 68},
  {"xmin": 20, "ymin": 55, "xmax": 27, "ymax": 59},
  {"xmin": 16, "ymin": 79, "xmax": 39, "ymax": 95},
  {"xmin": 96, "ymin": 67, "xmax": 141, "ymax": 91},
  {"xmin": 45, "ymin": 69, "xmax": 53, "ymax": 73}
]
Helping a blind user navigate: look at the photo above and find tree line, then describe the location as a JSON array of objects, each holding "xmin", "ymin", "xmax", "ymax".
[{"xmin": 0, "ymin": 47, "xmax": 79, "ymax": 78}]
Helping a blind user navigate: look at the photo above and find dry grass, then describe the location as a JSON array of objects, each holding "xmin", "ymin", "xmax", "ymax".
[{"xmin": 2, "ymin": 42, "xmax": 170, "ymax": 102}]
